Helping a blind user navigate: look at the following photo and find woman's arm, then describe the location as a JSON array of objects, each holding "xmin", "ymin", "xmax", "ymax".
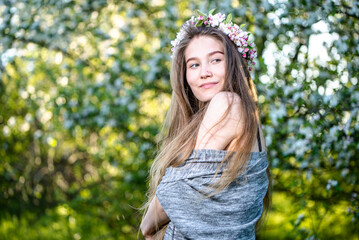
[{"xmin": 140, "ymin": 195, "xmax": 170, "ymax": 238}]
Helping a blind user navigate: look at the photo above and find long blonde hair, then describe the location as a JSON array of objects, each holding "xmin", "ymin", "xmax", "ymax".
[{"xmin": 142, "ymin": 25, "xmax": 271, "ymax": 239}]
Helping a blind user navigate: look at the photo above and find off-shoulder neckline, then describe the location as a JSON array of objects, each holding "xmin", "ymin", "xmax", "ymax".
[
  {"xmin": 192, "ymin": 148, "xmax": 267, "ymax": 153},
  {"xmin": 189, "ymin": 148, "xmax": 267, "ymax": 159}
]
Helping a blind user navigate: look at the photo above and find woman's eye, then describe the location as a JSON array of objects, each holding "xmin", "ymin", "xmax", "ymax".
[
  {"xmin": 212, "ymin": 58, "xmax": 221, "ymax": 63},
  {"xmin": 189, "ymin": 63, "xmax": 199, "ymax": 68}
]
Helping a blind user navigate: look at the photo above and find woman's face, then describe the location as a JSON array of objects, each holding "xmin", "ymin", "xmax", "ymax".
[{"xmin": 185, "ymin": 36, "xmax": 226, "ymax": 102}]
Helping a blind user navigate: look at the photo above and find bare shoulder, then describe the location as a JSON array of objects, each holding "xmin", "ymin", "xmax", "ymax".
[
  {"xmin": 209, "ymin": 91, "xmax": 240, "ymax": 106},
  {"xmin": 195, "ymin": 92, "xmax": 243, "ymax": 150},
  {"xmin": 206, "ymin": 91, "xmax": 241, "ymax": 118}
]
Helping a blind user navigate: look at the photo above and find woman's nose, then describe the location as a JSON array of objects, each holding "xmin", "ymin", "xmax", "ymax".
[{"xmin": 200, "ymin": 64, "xmax": 213, "ymax": 78}]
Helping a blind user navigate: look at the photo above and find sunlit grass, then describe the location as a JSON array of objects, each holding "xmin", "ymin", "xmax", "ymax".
[{"xmin": 258, "ymin": 191, "xmax": 358, "ymax": 240}]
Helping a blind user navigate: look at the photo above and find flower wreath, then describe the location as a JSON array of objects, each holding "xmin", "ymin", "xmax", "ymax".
[{"xmin": 171, "ymin": 9, "xmax": 257, "ymax": 71}]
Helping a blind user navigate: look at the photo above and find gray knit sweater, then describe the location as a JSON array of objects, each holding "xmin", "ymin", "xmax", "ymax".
[{"xmin": 156, "ymin": 149, "xmax": 269, "ymax": 240}]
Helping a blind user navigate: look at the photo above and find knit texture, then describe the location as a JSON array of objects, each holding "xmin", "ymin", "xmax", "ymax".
[{"xmin": 156, "ymin": 149, "xmax": 269, "ymax": 240}]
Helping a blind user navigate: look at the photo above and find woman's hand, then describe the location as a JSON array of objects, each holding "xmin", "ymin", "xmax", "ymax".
[
  {"xmin": 142, "ymin": 230, "xmax": 155, "ymax": 240},
  {"xmin": 140, "ymin": 196, "xmax": 169, "ymax": 238},
  {"xmin": 140, "ymin": 222, "xmax": 155, "ymax": 239}
]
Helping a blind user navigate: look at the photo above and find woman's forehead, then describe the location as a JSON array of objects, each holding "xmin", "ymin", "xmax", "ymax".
[{"xmin": 185, "ymin": 36, "xmax": 224, "ymax": 60}]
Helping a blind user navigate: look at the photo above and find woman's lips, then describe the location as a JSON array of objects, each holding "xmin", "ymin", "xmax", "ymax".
[{"xmin": 200, "ymin": 82, "xmax": 218, "ymax": 89}]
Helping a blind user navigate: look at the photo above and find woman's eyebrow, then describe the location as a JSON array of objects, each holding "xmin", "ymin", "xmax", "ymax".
[
  {"xmin": 186, "ymin": 50, "xmax": 224, "ymax": 64},
  {"xmin": 208, "ymin": 50, "xmax": 224, "ymax": 57}
]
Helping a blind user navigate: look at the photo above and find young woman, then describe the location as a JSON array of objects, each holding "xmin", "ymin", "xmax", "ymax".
[{"xmin": 140, "ymin": 10, "xmax": 271, "ymax": 240}]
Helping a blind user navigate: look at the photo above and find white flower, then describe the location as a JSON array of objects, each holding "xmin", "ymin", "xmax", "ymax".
[
  {"xmin": 219, "ymin": 22, "xmax": 231, "ymax": 34},
  {"xmin": 209, "ymin": 13, "xmax": 225, "ymax": 27},
  {"xmin": 247, "ymin": 34, "xmax": 254, "ymax": 43}
]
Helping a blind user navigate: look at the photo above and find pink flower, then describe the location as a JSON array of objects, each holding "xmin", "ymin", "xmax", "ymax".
[{"xmin": 242, "ymin": 53, "xmax": 246, "ymax": 58}]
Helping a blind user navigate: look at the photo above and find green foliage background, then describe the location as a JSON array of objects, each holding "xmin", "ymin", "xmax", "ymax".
[{"xmin": 0, "ymin": 0, "xmax": 358, "ymax": 239}]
